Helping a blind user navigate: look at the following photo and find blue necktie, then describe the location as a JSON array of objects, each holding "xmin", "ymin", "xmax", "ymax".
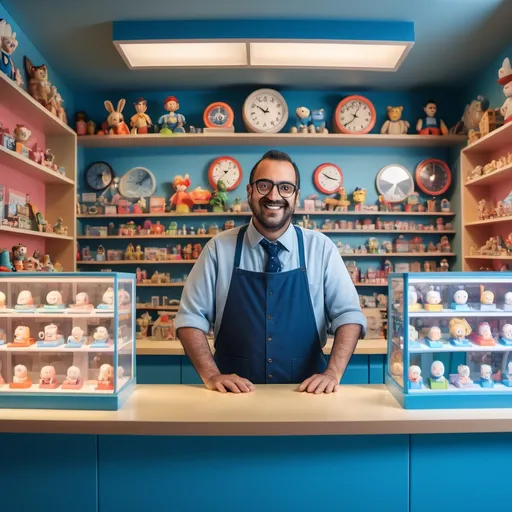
[{"xmin": 260, "ymin": 239, "xmax": 283, "ymax": 273}]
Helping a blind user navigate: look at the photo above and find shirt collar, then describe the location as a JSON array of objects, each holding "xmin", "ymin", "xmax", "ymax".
[{"xmin": 246, "ymin": 218, "xmax": 294, "ymax": 252}]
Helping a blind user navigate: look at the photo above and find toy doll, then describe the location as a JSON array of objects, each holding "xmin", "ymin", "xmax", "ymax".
[
  {"xmin": 429, "ymin": 360, "xmax": 448, "ymax": 389},
  {"xmin": 12, "ymin": 243, "xmax": 27, "ymax": 272},
  {"xmin": 158, "ymin": 96, "xmax": 186, "ymax": 134},
  {"xmin": 37, "ymin": 323, "xmax": 64, "ymax": 347},
  {"xmin": 479, "ymin": 364, "xmax": 494, "ymax": 388},
  {"xmin": 381, "ymin": 106, "xmax": 410, "ymax": 135},
  {"xmin": 449, "ymin": 364, "xmax": 473, "ymax": 388},
  {"xmin": 502, "ymin": 362, "xmax": 512, "ymax": 387},
  {"xmin": 66, "ymin": 326, "xmax": 86, "ymax": 348},
  {"xmin": 408, "ymin": 324, "xmax": 421, "ymax": 348},
  {"xmin": 39, "ymin": 290, "xmax": 65, "ymax": 312},
  {"xmin": 470, "ymin": 321, "xmax": 496, "ymax": 346},
  {"xmin": 498, "ymin": 58, "xmax": 512, "ymax": 124},
  {"xmin": 118, "ymin": 289, "xmax": 131, "ymax": 308},
  {"xmin": 69, "ymin": 291, "xmax": 94, "ymax": 312},
  {"xmin": 0, "ymin": 327, "xmax": 5, "ymax": 345},
  {"xmin": 39, "ymin": 365, "xmax": 59, "ymax": 389},
  {"xmin": 137, "ymin": 312, "xmax": 151, "ymax": 339},
  {"xmin": 416, "ymin": 100, "xmax": 448, "ymax": 135},
  {"xmin": 480, "ymin": 285, "xmax": 496, "ymax": 310},
  {"xmin": 97, "ymin": 363, "xmax": 114, "ymax": 390},
  {"xmin": 0, "ymin": 359, "xmax": 4, "ymax": 385},
  {"xmin": 425, "ymin": 325, "xmax": 443, "ymax": 348},
  {"xmin": 169, "ymin": 174, "xmax": 194, "ymax": 213},
  {"xmin": 8, "ymin": 325, "xmax": 34, "ymax": 347},
  {"xmin": 9, "ymin": 364, "xmax": 31, "ymax": 388},
  {"xmin": 448, "ymin": 318, "xmax": 472, "ymax": 347},
  {"xmin": 104, "ymin": 99, "xmax": 130, "ymax": 135},
  {"xmin": 14, "ymin": 290, "xmax": 35, "ymax": 312},
  {"xmin": 0, "ymin": 19, "xmax": 23, "ymax": 85},
  {"xmin": 0, "ymin": 290, "xmax": 6, "ymax": 310},
  {"xmin": 425, "ymin": 285, "xmax": 443, "ymax": 312},
  {"xmin": 62, "ymin": 366, "xmax": 83, "ymax": 390},
  {"xmin": 500, "ymin": 323, "xmax": 512, "ymax": 346},
  {"xmin": 451, "ymin": 286, "xmax": 470, "ymax": 311},
  {"xmin": 504, "ymin": 291, "xmax": 512, "ymax": 311},
  {"xmin": 130, "ymin": 97, "xmax": 152, "ymax": 134},
  {"xmin": 408, "ymin": 285, "xmax": 422, "ymax": 311},
  {"xmin": 408, "ymin": 365, "xmax": 423, "ymax": 389},
  {"xmin": 97, "ymin": 287, "xmax": 114, "ymax": 310},
  {"xmin": 210, "ymin": 179, "xmax": 228, "ymax": 213},
  {"xmin": 91, "ymin": 326, "xmax": 109, "ymax": 348}
]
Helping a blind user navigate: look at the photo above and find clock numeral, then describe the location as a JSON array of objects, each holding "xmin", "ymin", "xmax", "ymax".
[
  {"xmin": 257, "ymin": 96, "xmax": 262, "ymax": 102},
  {"xmin": 270, "ymin": 97, "xmax": 275, "ymax": 102},
  {"xmin": 275, "ymin": 117, "xmax": 280, "ymax": 122},
  {"xmin": 252, "ymin": 104, "xmax": 256, "ymax": 108},
  {"xmin": 271, "ymin": 121, "xmax": 275, "ymax": 126},
  {"xmin": 277, "ymin": 112, "xmax": 281, "ymax": 116},
  {"xmin": 263, "ymin": 96, "xmax": 268, "ymax": 102},
  {"xmin": 263, "ymin": 123, "xmax": 268, "ymax": 128},
  {"xmin": 276, "ymin": 103, "xmax": 281, "ymax": 108},
  {"xmin": 251, "ymin": 112, "xmax": 256, "ymax": 116}
]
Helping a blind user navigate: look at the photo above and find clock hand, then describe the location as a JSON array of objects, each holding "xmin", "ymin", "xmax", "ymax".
[
  {"xmin": 321, "ymin": 173, "xmax": 338, "ymax": 181},
  {"xmin": 256, "ymin": 105, "xmax": 267, "ymax": 113},
  {"xmin": 343, "ymin": 116, "xmax": 356, "ymax": 127}
]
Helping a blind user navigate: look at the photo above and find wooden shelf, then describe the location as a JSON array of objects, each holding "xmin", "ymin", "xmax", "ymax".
[
  {"xmin": 78, "ymin": 133, "xmax": 466, "ymax": 149},
  {"xmin": 465, "ymin": 162, "xmax": 512, "ymax": 187},
  {"xmin": 465, "ymin": 217, "xmax": 512, "ymax": 227},
  {"xmin": 77, "ymin": 260, "xmax": 197, "ymax": 265},
  {"xmin": 0, "ymin": 145, "xmax": 74, "ymax": 185},
  {"xmin": 0, "ymin": 226, "xmax": 73, "ymax": 241},
  {"xmin": 465, "ymin": 255, "xmax": 512, "ymax": 260},
  {"xmin": 136, "ymin": 304, "xmax": 180, "ymax": 310},
  {"xmin": 319, "ymin": 229, "xmax": 456, "ymax": 234},
  {"xmin": 77, "ymin": 234, "xmax": 214, "ymax": 240},
  {"xmin": 463, "ymin": 122, "xmax": 512, "ymax": 155},
  {"xmin": 136, "ymin": 283, "xmax": 185, "ymax": 287},
  {"xmin": 340, "ymin": 253, "xmax": 455, "ymax": 258}
]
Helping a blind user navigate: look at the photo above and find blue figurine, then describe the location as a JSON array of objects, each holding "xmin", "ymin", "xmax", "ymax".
[
  {"xmin": 0, "ymin": 19, "xmax": 21, "ymax": 85},
  {"xmin": 158, "ymin": 96, "xmax": 186, "ymax": 134},
  {"xmin": 479, "ymin": 364, "xmax": 494, "ymax": 388},
  {"xmin": 310, "ymin": 109, "xmax": 328, "ymax": 133}
]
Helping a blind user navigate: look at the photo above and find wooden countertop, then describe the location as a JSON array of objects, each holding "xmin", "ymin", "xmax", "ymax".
[
  {"xmin": 3, "ymin": 384, "xmax": 512, "ymax": 436},
  {"xmin": 136, "ymin": 338, "xmax": 387, "ymax": 356}
]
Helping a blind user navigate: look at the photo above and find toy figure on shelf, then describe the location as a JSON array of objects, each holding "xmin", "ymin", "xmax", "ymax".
[
  {"xmin": 75, "ymin": 111, "xmax": 87, "ymax": 135},
  {"xmin": 479, "ymin": 285, "xmax": 496, "ymax": 311},
  {"xmin": 210, "ymin": 179, "xmax": 228, "ymax": 213},
  {"xmin": 0, "ymin": 248, "xmax": 14, "ymax": 271},
  {"xmin": 97, "ymin": 287, "xmax": 114, "ymax": 310},
  {"xmin": 9, "ymin": 364, "xmax": 31, "ymax": 389},
  {"xmin": 62, "ymin": 366, "xmax": 83, "ymax": 390},
  {"xmin": 37, "ymin": 323, "xmax": 64, "ymax": 347},
  {"xmin": 0, "ymin": 291, "xmax": 6, "ymax": 311},
  {"xmin": 0, "ymin": 20, "xmax": 22, "ymax": 86},
  {"xmin": 66, "ymin": 326, "xmax": 86, "ymax": 348},
  {"xmin": 408, "ymin": 365, "xmax": 423, "ymax": 389},
  {"xmin": 54, "ymin": 217, "xmax": 68, "ymax": 235},
  {"xmin": 8, "ymin": 325, "xmax": 34, "ymax": 347},
  {"xmin": 479, "ymin": 364, "xmax": 494, "ymax": 388},
  {"xmin": 429, "ymin": 360, "xmax": 448, "ymax": 389},
  {"xmin": 449, "ymin": 318, "xmax": 472, "ymax": 347},
  {"xmin": 14, "ymin": 290, "xmax": 35, "ymax": 312},
  {"xmin": 353, "ymin": 188, "xmax": 367, "ymax": 209},
  {"xmin": 470, "ymin": 321, "xmax": 496, "ymax": 346},
  {"xmin": 451, "ymin": 287, "xmax": 470, "ymax": 311},
  {"xmin": 38, "ymin": 290, "xmax": 65, "ymax": 313},
  {"xmin": 158, "ymin": 96, "xmax": 186, "ymax": 134},
  {"xmin": 323, "ymin": 186, "xmax": 350, "ymax": 212},
  {"xmin": 408, "ymin": 324, "xmax": 421, "ymax": 348},
  {"xmin": 0, "ymin": 359, "xmax": 4, "ymax": 384},
  {"xmin": 408, "ymin": 285, "xmax": 422, "ymax": 311},
  {"xmin": 425, "ymin": 325, "xmax": 443, "ymax": 349},
  {"xmin": 380, "ymin": 106, "xmax": 410, "ymax": 135},
  {"xmin": 69, "ymin": 291, "xmax": 94, "ymax": 312},
  {"xmin": 91, "ymin": 326, "xmax": 110, "ymax": 348},
  {"xmin": 39, "ymin": 365, "xmax": 59, "ymax": 389},
  {"xmin": 13, "ymin": 124, "xmax": 31, "ymax": 154},
  {"xmin": 97, "ymin": 363, "xmax": 114, "ymax": 390},
  {"xmin": 425, "ymin": 285, "xmax": 443, "ymax": 312},
  {"xmin": 498, "ymin": 58, "xmax": 512, "ymax": 124},
  {"xmin": 439, "ymin": 258, "xmax": 449, "ymax": 272},
  {"xmin": 416, "ymin": 100, "xmax": 448, "ymax": 135},
  {"xmin": 24, "ymin": 56, "xmax": 56, "ymax": 111},
  {"xmin": 104, "ymin": 98, "xmax": 130, "ymax": 135},
  {"xmin": 130, "ymin": 97, "xmax": 152, "ymax": 134},
  {"xmin": 170, "ymin": 174, "xmax": 194, "ymax": 213},
  {"xmin": 499, "ymin": 323, "xmax": 512, "ymax": 346},
  {"xmin": 137, "ymin": 312, "xmax": 151, "ymax": 339},
  {"xmin": 449, "ymin": 365, "xmax": 473, "ymax": 388},
  {"xmin": 504, "ymin": 291, "xmax": 512, "ymax": 311},
  {"xmin": 12, "ymin": 243, "xmax": 27, "ymax": 272}
]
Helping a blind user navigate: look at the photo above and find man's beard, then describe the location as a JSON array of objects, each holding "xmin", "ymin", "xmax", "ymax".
[{"xmin": 251, "ymin": 197, "xmax": 295, "ymax": 231}]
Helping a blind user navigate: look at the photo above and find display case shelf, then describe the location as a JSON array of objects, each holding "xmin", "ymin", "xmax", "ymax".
[
  {"xmin": 319, "ymin": 229, "xmax": 456, "ymax": 234},
  {"xmin": 136, "ymin": 283, "xmax": 185, "ymax": 288},
  {"xmin": 465, "ymin": 217, "xmax": 512, "ymax": 227},
  {"xmin": 340, "ymin": 253, "xmax": 455, "ymax": 258},
  {"xmin": 0, "ymin": 226, "xmax": 74, "ymax": 240},
  {"xmin": 78, "ymin": 260, "xmax": 198, "ymax": 265},
  {"xmin": 0, "ymin": 339, "xmax": 132, "ymax": 353},
  {"xmin": 77, "ymin": 234, "xmax": 214, "ymax": 240}
]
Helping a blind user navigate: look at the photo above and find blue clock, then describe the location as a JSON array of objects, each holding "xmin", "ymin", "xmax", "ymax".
[
  {"xmin": 118, "ymin": 167, "xmax": 157, "ymax": 198},
  {"xmin": 86, "ymin": 161, "xmax": 113, "ymax": 190}
]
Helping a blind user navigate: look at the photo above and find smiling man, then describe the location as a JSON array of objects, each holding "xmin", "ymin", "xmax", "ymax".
[{"xmin": 175, "ymin": 150, "xmax": 366, "ymax": 393}]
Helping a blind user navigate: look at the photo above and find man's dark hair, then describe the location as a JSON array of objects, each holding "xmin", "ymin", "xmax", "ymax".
[
  {"xmin": 249, "ymin": 150, "xmax": 300, "ymax": 190},
  {"xmin": 424, "ymin": 99, "xmax": 437, "ymax": 107}
]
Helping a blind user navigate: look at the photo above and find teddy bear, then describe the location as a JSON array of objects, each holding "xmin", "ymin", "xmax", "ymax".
[
  {"xmin": 290, "ymin": 106, "xmax": 311, "ymax": 133},
  {"xmin": 380, "ymin": 106, "xmax": 410, "ymax": 135}
]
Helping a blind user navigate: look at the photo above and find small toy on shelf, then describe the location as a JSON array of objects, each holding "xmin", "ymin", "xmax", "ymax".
[
  {"xmin": 210, "ymin": 179, "xmax": 229, "ymax": 212},
  {"xmin": 0, "ymin": 19, "xmax": 23, "ymax": 85},
  {"xmin": 158, "ymin": 96, "xmax": 186, "ymax": 134},
  {"xmin": 38, "ymin": 290, "xmax": 65, "ymax": 313},
  {"xmin": 0, "ymin": 248, "xmax": 14, "ymax": 271},
  {"xmin": 425, "ymin": 325, "xmax": 443, "ymax": 349},
  {"xmin": 37, "ymin": 323, "xmax": 65, "ymax": 347},
  {"xmin": 449, "ymin": 318, "xmax": 472, "ymax": 347},
  {"xmin": 69, "ymin": 291, "xmax": 94, "ymax": 312},
  {"xmin": 39, "ymin": 365, "xmax": 59, "ymax": 389},
  {"xmin": 14, "ymin": 289, "xmax": 35, "ymax": 312},
  {"xmin": 470, "ymin": 321, "xmax": 496, "ymax": 346},
  {"xmin": 169, "ymin": 174, "xmax": 194, "ymax": 213},
  {"xmin": 13, "ymin": 124, "xmax": 31, "ymax": 156},
  {"xmin": 104, "ymin": 99, "xmax": 130, "ymax": 135},
  {"xmin": 66, "ymin": 326, "xmax": 85, "ymax": 348},
  {"xmin": 0, "ymin": 359, "xmax": 4, "ymax": 384},
  {"xmin": 8, "ymin": 325, "xmax": 34, "ymax": 347},
  {"xmin": 62, "ymin": 366, "xmax": 83, "ymax": 390},
  {"xmin": 380, "ymin": 106, "xmax": 410, "ymax": 135},
  {"xmin": 408, "ymin": 324, "xmax": 421, "ymax": 348},
  {"xmin": 451, "ymin": 287, "xmax": 470, "ymax": 311},
  {"xmin": 75, "ymin": 111, "xmax": 87, "ymax": 135},
  {"xmin": 429, "ymin": 360, "xmax": 448, "ymax": 389},
  {"xmin": 408, "ymin": 365, "xmax": 423, "ymax": 389},
  {"xmin": 12, "ymin": 242, "xmax": 27, "ymax": 272},
  {"xmin": 130, "ymin": 97, "xmax": 152, "ymax": 134},
  {"xmin": 449, "ymin": 95, "xmax": 489, "ymax": 135},
  {"xmin": 352, "ymin": 188, "xmax": 367, "ymax": 209},
  {"xmin": 323, "ymin": 186, "xmax": 350, "ymax": 212},
  {"xmin": 54, "ymin": 217, "xmax": 68, "ymax": 235},
  {"xmin": 424, "ymin": 286, "xmax": 442, "ymax": 312},
  {"xmin": 91, "ymin": 326, "xmax": 109, "ymax": 348},
  {"xmin": 479, "ymin": 285, "xmax": 496, "ymax": 311},
  {"xmin": 9, "ymin": 364, "xmax": 31, "ymax": 389},
  {"xmin": 449, "ymin": 365, "xmax": 473, "ymax": 388},
  {"xmin": 97, "ymin": 363, "xmax": 114, "ymax": 390},
  {"xmin": 97, "ymin": 287, "xmax": 114, "ymax": 310},
  {"xmin": 498, "ymin": 58, "xmax": 512, "ymax": 124},
  {"xmin": 479, "ymin": 364, "xmax": 494, "ymax": 388},
  {"xmin": 289, "ymin": 107, "xmax": 328, "ymax": 134},
  {"xmin": 408, "ymin": 285, "xmax": 422, "ymax": 311},
  {"xmin": 416, "ymin": 100, "xmax": 448, "ymax": 135},
  {"xmin": 503, "ymin": 291, "xmax": 512, "ymax": 311},
  {"xmin": 137, "ymin": 312, "xmax": 151, "ymax": 339}
]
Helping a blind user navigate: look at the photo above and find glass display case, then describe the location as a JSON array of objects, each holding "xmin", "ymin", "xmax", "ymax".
[
  {"xmin": 0, "ymin": 272, "xmax": 135, "ymax": 410},
  {"xmin": 386, "ymin": 272, "xmax": 512, "ymax": 409}
]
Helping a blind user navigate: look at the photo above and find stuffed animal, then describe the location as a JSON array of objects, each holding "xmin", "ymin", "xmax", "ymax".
[
  {"xmin": 24, "ymin": 56, "xmax": 54, "ymax": 109},
  {"xmin": 498, "ymin": 58, "xmax": 512, "ymax": 124},
  {"xmin": 381, "ymin": 106, "xmax": 410, "ymax": 135},
  {"xmin": 104, "ymin": 99, "xmax": 130, "ymax": 135},
  {"xmin": 290, "ymin": 106, "xmax": 311, "ymax": 133},
  {"xmin": 310, "ymin": 109, "xmax": 328, "ymax": 133},
  {"xmin": 449, "ymin": 95, "xmax": 489, "ymax": 134}
]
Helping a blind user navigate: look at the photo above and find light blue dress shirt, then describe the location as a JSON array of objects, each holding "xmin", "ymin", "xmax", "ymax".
[{"xmin": 175, "ymin": 219, "xmax": 367, "ymax": 345}]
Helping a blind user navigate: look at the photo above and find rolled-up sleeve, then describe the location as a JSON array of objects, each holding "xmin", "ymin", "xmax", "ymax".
[
  {"xmin": 175, "ymin": 241, "xmax": 217, "ymax": 334},
  {"xmin": 323, "ymin": 242, "xmax": 367, "ymax": 336}
]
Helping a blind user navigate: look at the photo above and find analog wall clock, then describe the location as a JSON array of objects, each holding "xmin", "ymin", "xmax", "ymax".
[
  {"xmin": 208, "ymin": 156, "xmax": 243, "ymax": 191},
  {"xmin": 376, "ymin": 164, "xmax": 414, "ymax": 203},
  {"xmin": 333, "ymin": 95, "xmax": 376, "ymax": 134},
  {"xmin": 118, "ymin": 167, "xmax": 157, "ymax": 198},
  {"xmin": 415, "ymin": 158, "xmax": 452, "ymax": 196},
  {"xmin": 242, "ymin": 88, "xmax": 289, "ymax": 133},
  {"xmin": 86, "ymin": 161, "xmax": 113, "ymax": 190},
  {"xmin": 313, "ymin": 163, "xmax": 343, "ymax": 195},
  {"xmin": 203, "ymin": 102, "xmax": 234, "ymax": 129}
]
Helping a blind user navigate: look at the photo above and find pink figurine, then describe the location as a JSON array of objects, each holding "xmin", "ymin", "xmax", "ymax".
[
  {"xmin": 39, "ymin": 365, "xmax": 59, "ymax": 389},
  {"xmin": 97, "ymin": 363, "xmax": 114, "ymax": 390},
  {"xmin": 62, "ymin": 366, "xmax": 83, "ymax": 390}
]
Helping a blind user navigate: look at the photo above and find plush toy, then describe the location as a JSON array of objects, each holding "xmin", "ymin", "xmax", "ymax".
[
  {"xmin": 104, "ymin": 99, "xmax": 130, "ymax": 135},
  {"xmin": 498, "ymin": 58, "xmax": 512, "ymax": 124},
  {"xmin": 24, "ymin": 56, "xmax": 54, "ymax": 109},
  {"xmin": 290, "ymin": 106, "xmax": 311, "ymax": 133},
  {"xmin": 210, "ymin": 179, "xmax": 228, "ymax": 212},
  {"xmin": 416, "ymin": 100, "xmax": 448, "ymax": 135},
  {"xmin": 0, "ymin": 248, "xmax": 13, "ymax": 271},
  {"xmin": 0, "ymin": 19, "xmax": 22, "ymax": 85},
  {"xmin": 449, "ymin": 95, "xmax": 489, "ymax": 134},
  {"xmin": 310, "ymin": 109, "xmax": 328, "ymax": 133},
  {"xmin": 380, "ymin": 106, "xmax": 410, "ymax": 135},
  {"xmin": 169, "ymin": 174, "xmax": 194, "ymax": 213}
]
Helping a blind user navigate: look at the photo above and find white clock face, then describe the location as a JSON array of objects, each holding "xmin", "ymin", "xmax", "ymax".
[
  {"xmin": 119, "ymin": 167, "xmax": 157, "ymax": 198},
  {"xmin": 316, "ymin": 165, "xmax": 342, "ymax": 193},
  {"xmin": 211, "ymin": 158, "xmax": 242, "ymax": 190},
  {"xmin": 243, "ymin": 89, "xmax": 288, "ymax": 133},
  {"xmin": 377, "ymin": 165, "xmax": 414, "ymax": 203},
  {"xmin": 338, "ymin": 100, "xmax": 373, "ymax": 133}
]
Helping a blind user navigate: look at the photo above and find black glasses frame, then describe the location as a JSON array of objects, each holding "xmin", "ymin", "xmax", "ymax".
[{"xmin": 250, "ymin": 179, "xmax": 298, "ymax": 198}]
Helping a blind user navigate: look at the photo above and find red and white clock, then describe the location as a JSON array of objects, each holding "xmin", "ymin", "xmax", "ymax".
[
  {"xmin": 208, "ymin": 156, "xmax": 243, "ymax": 191},
  {"xmin": 333, "ymin": 95, "xmax": 376, "ymax": 134},
  {"xmin": 203, "ymin": 102, "xmax": 234, "ymax": 129},
  {"xmin": 313, "ymin": 163, "xmax": 343, "ymax": 194},
  {"xmin": 415, "ymin": 158, "xmax": 452, "ymax": 196}
]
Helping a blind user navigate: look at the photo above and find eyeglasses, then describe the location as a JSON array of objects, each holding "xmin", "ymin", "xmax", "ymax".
[{"xmin": 250, "ymin": 179, "xmax": 297, "ymax": 199}]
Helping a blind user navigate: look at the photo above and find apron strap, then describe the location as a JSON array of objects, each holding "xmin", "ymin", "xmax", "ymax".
[
  {"xmin": 234, "ymin": 224, "xmax": 249, "ymax": 268},
  {"xmin": 293, "ymin": 225, "xmax": 306, "ymax": 269}
]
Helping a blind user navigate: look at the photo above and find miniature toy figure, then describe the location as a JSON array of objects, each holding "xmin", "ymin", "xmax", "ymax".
[
  {"xmin": 97, "ymin": 363, "xmax": 114, "ymax": 390},
  {"xmin": 290, "ymin": 106, "xmax": 312, "ymax": 133},
  {"xmin": 408, "ymin": 365, "xmax": 423, "ymax": 389},
  {"xmin": 130, "ymin": 97, "xmax": 152, "ymax": 134},
  {"xmin": 53, "ymin": 217, "xmax": 67, "ymax": 235},
  {"xmin": 8, "ymin": 325, "xmax": 34, "ymax": 347},
  {"xmin": 449, "ymin": 364, "xmax": 473, "ymax": 388},
  {"xmin": 0, "ymin": 19, "xmax": 23, "ymax": 85},
  {"xmin": 75, "ymin": 111, "xmax": 87, "ymax": 135},
  {"xmin": 97, "ymin": 287, "xmax": 114, "ymax": 310},
  {"xmin": 480, "ymin": 285, "xmax": 496, "ymax": 310},
  {"xmin": 62, "ymin": 366, "xmax": 83, "ymax": 390},
  {"xmin": 66, "ymin": 326, "xmax": 85, "ymax": 348},
  {"xmin": 39, "ymin": 365, "xmax": 59, "ymax": 389},
  {"xmin": 118, "ymin": 289, "xmax": 131, "ymax": 308},
  {"xmin": 37, "ymin": 323, "xmax": 64, "ymax": 347},
  {"xmin": 158, "ymin": 96, "xmax": 186, "ymax": 133},
  {"xmin": 104, "ymin": 98, "xmax": 130, "ymax": 135},
  {"xmin": 169, "ymin": 174, "xmax": 194, "ymax": 213},
  {"xmin": 451, "ymin": 287, "xmax": 470, "ymax": 310},
  {"xmin": 425, "ymin": 285, "xmax": 443, "ymax": 312},
  {"xmin": 425, "ymin": 325, "xmax": 443, "ymax": 348},
  {"xmin": 499, "ymin": 323, "xmax": 512, "ymax": 346},
  {"xmin": 0, "ymin": 248, "xmax": 14, "ymax": 271},
  {"xmin": 408, "ymin": 324, "xmax": 421, "ymax": 348},
  {"xmin": 69, "ymin": 291, "xmax": 94, "ymax": 312},
  {"xmin": 210, "ymin": 179, "xmax": 228, "ymax": 213},
  {"xmin": 429, "ymin": 360, "xmax": 448, "ymax": 389},
  {"xmin": 323, "ymin": 186, "xmax": 350, "ymax": 212},
  {"xmin": 470, "ymin": 321, "xmax": 496, "ymax": 346},
  {"xmin": 0, "ymin": 359, "xmax": 4, "ymax": 384},
  {"xmin": 380, "ymin": 106, "xmax": 410, "ymax": 134},
  {"xmin": 137, "ymin": 311, "xmax": 151, "ymax": 339},
  {"xmin": 408, "ymin": 285, "xmax": 422, "ymax": 311},
  {"xmin": 0, "ymin": 328, "xmax": 5, "ymax": 345},
  {"xmin": 479, "ymin": 364, "xmax": 494, "ymax": 388},
  {"xmin": 91, "ymin": 326, "xmax": 109, "ymax": 348},
  {"xmin": 450, "ymin": 95, "xmax": 489, "ymax": 135},
  {"xmin": 13, "ymin": 124, "xmax": 31, "ymax": 150},
  {"xmin": 134, "ymin": 245, "xmax": 144, "ymax": 260},
  {"xmin": 416, "ymin": 100, "xmax": 448, "ymax": 135},
  {"xmin": 24, "ymin": 56, "xmax": 60, "ymax": 112},
  {"xmin": 439, "ymin": 259, "xmax": 449, "ymax": 272},
  {"xmin": 498, "ymin": 58, "xmax": 512, "ymax": 124},
  {"xmin": 14, "ymin": 290, "xmax": 35, "ymax": 312},
  {"xmin": 39, "ymin": 290, "xmax": 65, "ymax": 312},
  {"xmin": 449, "ymin": 318, "xmax": 472, "ymax": 347},
  {"xmin": 504, "ymin": 291, "xmax": 512, "ymax": 311},
  {"xmin": 12, "ymin": 242, "xmax": 27, "ymax": 272},
  {"xmin": 353, "ymin": 188, "xmax": 367, "ymax": 207},
  {"xmin": 9, "ymin": 364, "xmax": 31, "ymax": 389},
  {"xmin": 0, "ymin": 290, "xmax": 6, "ymax": 310}
]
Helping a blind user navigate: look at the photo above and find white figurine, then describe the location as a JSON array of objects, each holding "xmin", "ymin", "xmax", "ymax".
[
  {"xmin": 46, "ymin": 290, "xmax": 62, "ymax": 306},
  {"xmin": 498, "ymin": 58, "xmax": 512, "ymax": 123},
  {"xmin": 69, "ymin": 291, "xmax": 94, "ymax": 312},
  {"xmin": 504, "ymin": 292, "xmax": 512, "ymax": 311},
  {"xmin": 0, "ymin": 359, "xmax": 4, "ymax": 385},
  {"xmin": 450, "ymin": 364, "xmax": 473, "ymax": 388},
  {"xmin": 500, "ymin": 323, "xmax": 512, "ymax": 346},
  {"xmin": 426, "ymin": 325, "xmax": 443, "ymax": 348},
  {"xmin": 97, "ymin": 363, "xmax": 114, "ymax": 389},
  {"xmin": 118, "ymin": 289, "xmax": 131, "ymax": 307},
  {"xmin": 409, "ymin": 324, "xmax": 419, "ymax": 343},
  {"xmin": 425, "ymin": 286, "xmax": 442, "ymax": 311},
  {"xmin": 91, "ymin": 326, "xmax": 109, "ymax": 347},
  {"xmin": 408, "ymin": 365, "xmax": 422, "ymax": 389},
  {"xmin": 480, "ymin": 364, "xmax": 493, "ymax": 387},
  {"xmin": 63, "ymin": 366, "xmax": 81, "ymax": 386},
  {"xmin": 67, "ymin": 326, "xmax": 85, "ymax": 347},
  {"xmin": 14, "ymin": 290, "xmax": 34, "ymax": 310},
  {"xmin": 453, "ymin": 288, "xmax": 468, "ymax": 304},
  {"xmin": 13, "ymin": 364, "xmax": 29, "ymax": 384},
  {"xmin": 97, "ymin": 287, "xmax": 114, "ymax": 309},
  {"xmin": 408, "ymin": 285, "xmax": 422, "ymax": 311},
  {"xmin": 431, "ymin": 360, "xmax": 446, "ymax": 382}
]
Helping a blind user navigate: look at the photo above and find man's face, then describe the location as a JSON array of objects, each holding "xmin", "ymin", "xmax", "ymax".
[
  {"xmin": 247, "ymin": 159, "xmax": 299, "ymax": 232},
  {"xmin": 424, "ymin": 103, "xmax": 437, "ymax": 117}
]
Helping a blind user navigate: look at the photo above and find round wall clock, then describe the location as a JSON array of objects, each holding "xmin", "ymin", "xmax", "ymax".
[
  {"xmin": 242, "ymin": 88, "xmax": 288, "ymax": 133},
  {"xmin": 86, "ymin": 161, "xmax": 113, "ymax": 190},
  {"xmin": 203, "ymin": 102, "xmax": 234, "ymax": 129},
  {"xmin": 333, "ymin": 95, "xmax": 376, "ymax": 134},
  {"xmin": 119, "ymin": 167, "xmax": 157, "ymax": 198},
  {"xmin": 415, "ymin": 158, "xmax": 452, "ymax": 196},
  {"xmin": 313, "ymin": 163, "xmax": 343, "ymax": 194},
  {"xmin": 376, "ymin": 164, "xmax": 414, "ymax": 203},
  {"xmin": 208, "ymin": 156, "xmax": 243, "ymax": 191}
]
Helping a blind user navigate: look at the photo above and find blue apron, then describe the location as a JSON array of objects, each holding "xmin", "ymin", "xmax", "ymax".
[{"xmin": 214, "ymin": 224, "xmax": 327, "ymax": 384}]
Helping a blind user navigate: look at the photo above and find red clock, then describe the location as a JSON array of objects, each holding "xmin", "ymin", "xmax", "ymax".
[
  {"xmin": 208, "ymin": 156, "xmax": 243, "ymax": 191},
  {"xmin": 415, "ymin": 158, "xmax": 452, "ymax": 196},
  {"xmin": 333, "ymin": 95, "xmax": 376, "ymax": 134},
  {"xmin": 313, "ymin": 163, "xmax": 343, "ymax": 194},
  {"xmin": 203, "ymin": 102, "xmax": 234, "ymax": 129}
]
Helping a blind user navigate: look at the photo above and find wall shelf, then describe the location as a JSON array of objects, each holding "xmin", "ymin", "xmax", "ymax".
[
  {"xmin": 340, "ymin": 253, "xmax": 455, "ymax": 258},
  {"xmin": 136, "ymin": 283, "xmax": 186, "ymax": 287},
  {"xmin": 462, "ymin": 122, "xmax": 512, "ymax": 155},
  {"xmin": 0, "ymin": 226, "xmax": 73, "ymax": 241},
  {"xmin": 136, "ymin": 304, "xmax": 180, "ymax": 310},
  {"xmin": 465, "ymin": 255, "xmax": 512, "ymax": 260},
  {"xmin": 465, "ymin": 217, "xmax": 512, "ymax": 227},
  {"xmin": 77, "ymin": 234, "xmax": 214, "ymax": 240},
  {"xmin": 77, "ymin": 260, "xmax": 197, "ymax": 265},
  {"xmin": 465, "ymin": 163, "xmax": 512, "ymax": 187},
  {"xmin": 77, "ymin": 133, "xmax": 466, "ymax": 149}
]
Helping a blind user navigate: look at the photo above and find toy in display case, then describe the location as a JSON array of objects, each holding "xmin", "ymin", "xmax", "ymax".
[
  {"xmin": 0, "ymin": 272, "xmax": 135, "ymax": 410},
  {"xmin": 387, "ymin": 272, "xmax": 512, "ymax": 409}
]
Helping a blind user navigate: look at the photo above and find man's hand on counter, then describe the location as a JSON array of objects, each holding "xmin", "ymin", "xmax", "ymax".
[
  {"xmin": 205, "ymin": 373, "xmax": 256, "ymax": 393},
  {"xmin": 299, "ymin": 370, "xmax": 340, "ymax": 394}
]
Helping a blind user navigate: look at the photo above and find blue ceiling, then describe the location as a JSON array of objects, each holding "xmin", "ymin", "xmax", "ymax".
[{"xmin": 2, "ymin": 0, "xmax": 510, "ymax": 91}]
